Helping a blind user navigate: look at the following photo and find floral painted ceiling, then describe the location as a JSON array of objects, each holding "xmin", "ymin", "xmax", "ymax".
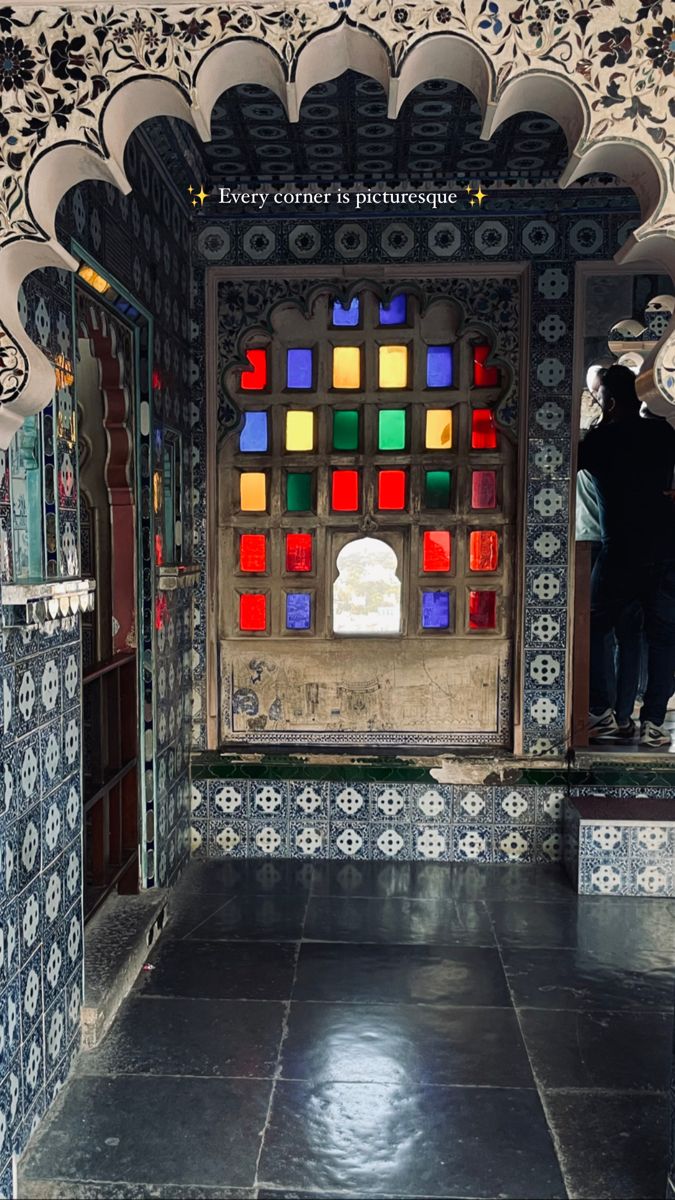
[{"xmin": 139, "ymin": 71, "xmax": 594, "ymax": 213}]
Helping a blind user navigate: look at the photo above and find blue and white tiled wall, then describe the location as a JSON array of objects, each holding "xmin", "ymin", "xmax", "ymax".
[
  {"xmin": 191, "ymin": 777, "xmax": 564, "ymax": 864},
  {"xmin": 564, "ymin": 796, "xmax": 675, "ymax": 897}
]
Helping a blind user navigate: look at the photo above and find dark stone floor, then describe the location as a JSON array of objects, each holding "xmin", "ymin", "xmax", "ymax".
[{"xmin": 19, "ymin": 860, "xmax": 675, "ymax": 1200}]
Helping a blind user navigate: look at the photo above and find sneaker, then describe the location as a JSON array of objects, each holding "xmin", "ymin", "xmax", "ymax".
[
  {"xmin": 616, "ymin": 717, "xmax": 637, "ymax": 741},
  {"xmin": 588, "ymin": 709, "xmax": 619, "ymax": 741},
  {"xmin": 639, "ymin": 720, "xmax": 672, "ymax": 749}
]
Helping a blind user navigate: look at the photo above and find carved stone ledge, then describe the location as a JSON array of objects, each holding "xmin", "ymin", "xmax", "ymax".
[
  {"xmin": 157, "ymin": 565, "xmax": 200, "ymax": 591},
  {"xmin": 0, "ymin": 577, "xmax": 96, "ymax": 629}
]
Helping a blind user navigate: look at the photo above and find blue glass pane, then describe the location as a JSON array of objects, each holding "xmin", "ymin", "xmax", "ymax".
[
  {"xmin": 379, "ymin": 294, "xmax": 407, "ymax": 325},
  {"xmin": 422, "ymin": 590, "xmax": 450, "ymax": 629},
  {"xmin": 427, "ymin": 346, "xmax": 453, "ymax": 388},
  {"xmin": 239, "ymin": 411, "xmax": 268, "ymax": 453},
  {"xmin": 287, "ymin": 348, "xmax": 313, "ymax": 389},
  {"xmin": 332, "ymin": 298, "xmax": 360, "ymax": 327},
  {"xmin": 286, "ymin": 593, "xmax": 311, "ymax": 630}
]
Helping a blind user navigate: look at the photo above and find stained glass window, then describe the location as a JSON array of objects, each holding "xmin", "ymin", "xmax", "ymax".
[{"xmin": 224, "ymin": 290, "xmax": 512, "ymax": 649}]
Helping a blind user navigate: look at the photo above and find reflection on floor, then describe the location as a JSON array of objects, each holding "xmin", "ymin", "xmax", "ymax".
[{"xmin": 19, "ymin": 860, "xmax": 675, "ymax": 1200}]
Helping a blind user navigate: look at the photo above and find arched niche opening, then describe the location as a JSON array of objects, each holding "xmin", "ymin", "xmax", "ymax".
[{"xmin": 333, "ymin": 537, "xmax": 401, "ymax": 635}]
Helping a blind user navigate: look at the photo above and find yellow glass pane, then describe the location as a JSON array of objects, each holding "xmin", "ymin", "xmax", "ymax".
[
  {"xmin": 286, "ymin": 410, "xmax": 314, "ymax": 451},
  {"xmin": 333, "ymin": 346, "xmax": 361, "ymax": 389},
  {"xmin": 240, "ymin": 472, "xmax": 266, "ymax": 511},
  {"xmin": 425, "ymin": 409, "xmax": 452, "ymax": 449},
  {"xmin": 379, "ymin": 344, "xmax": 408, "ymax": 388}
]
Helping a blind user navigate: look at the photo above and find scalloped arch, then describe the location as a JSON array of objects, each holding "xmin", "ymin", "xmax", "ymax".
[{"xmin": 1, "ymin": 14, "xmax": 675, "ymax": 447}]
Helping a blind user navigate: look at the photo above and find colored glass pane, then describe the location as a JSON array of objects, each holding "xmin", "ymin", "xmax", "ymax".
[
  {"xmin": 469, "ymin": 590, "xmax": 497, "ymax": 629},
  {"xmin": 423, "ymin": 531, "xmax": 451, "ymax": 573},
  {"xmin": 286, "ymin": 410, "xmax": 314, "ymax": 451},
  {"xmin": 379, "ymin": 295, "xmax": 407, "ymax": 325},
  {"xmin": 425, "ymin": 470, "xmax": 451, "ymax": 509},
  {"xmin": 286, "ymin": 533, "xmax": 312, "ymax": 572},
  {"xmin": 473, "ymin": 343, "xmax": 500, "ymax": 387},
  {"xmin": 286, "ymin": 593, "xmax": 312, "ymax": 630},
  {"xmin": 426, "ymin": 345, "xmax": 453, "ymax": 388},
  {"xmin": 286, "ymin": 472, "xmax": 312, "ymax": 512},
  {"xmin": 240, "ymin": 533, "xmax": 266, "ymax": 573},
  {"xmin": 425, "ymin": 409, "xmax": 452, "ymax": 449},
  {"xmin": 333, "ymin": 346, "xmax": 361, "ymax": 388},
  {"xmin": 240, "ymin": 473, "xmax": 266, "ymax": 511},
  {"xmin": 332, "ymin": 298, "xmax": 360, "ymax": 327},
  {"xmin": 377, "ymin": 469, "xmax": 406, "ymax": 511},
  {"xmin": 470, "ymin": 530, "xmax": 499, "ymax": 571},
  {"xmin": 332, "ymin": 469, "xmax": 359, "ymax": 512},
  {"xmin": 333, "ymin": 410, "xmax": 359, "ymax": 451},
  {"xmin": 471, "ymin": 470, "xmax": 497, "ymax": 509},
  {"xmin": 422, "ymin": 591, "xmax": 450, "ymax": 629},
  {"xmin": 241, "ymin": 348, "xmax": 267, "ymax": 391},
  {"xmin": 286, "ymin": 348, "xmax": 313, "ymax": 389},
  {"xmin": 472, "ymin": 408, "xmax": 497, "ymax": 449},
  {"xmin": 239, "ymin": 411, "xmax": 268, "ymax": 453},
  {"xmin": 239, "ymin": 593, "xmax": 267, "ymax": 632},
  {"xmin": 378, "ymin": 409, "xmax": 406, "ymax": 451},
  {"xmin": 379, "ymin": 344, "xmax": 408, "ymax": 388}
]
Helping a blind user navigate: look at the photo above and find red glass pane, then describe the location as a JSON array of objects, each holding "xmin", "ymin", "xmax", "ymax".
[
  {"xmin": 471, "ymin": 470, "xmax": 497, "ymax": 509},
  {"xmin": 241, "ymin": 348, "xmax": 268, "ymax": 391},
  {"xmin": 286, "ymin": 533, "xmax": 312, "ymax": 572},
  {"xmin": 469, "ymin": 590, "xmax": 496, "ymax": 630},
  {"xmin": 239, "ymin": 593, "xmax": 267, "ymax": 631},
  {"xmin": 423, "ymin": 531, "xmax": 451, "ymax": 573},
  {"xmin": 240, "ymin": 533, "xmax": 267, "ymax": 573},
  {"xmin": 378, "ymin": 469, "xmax": 406, "ymax": 511},
  {"xmin": 332, "ymin": 469, "xmax": 359, "ymax": 512},
  {"xmin": 469, "ymin": 530, "xmax": 499, "ymax": 572},
  {"xmin": 472, "ymin": 408, "xmax": 497, "ymax": 449},
  {"xmin": 473, "ymin": 343, "xmax": 500, "ymax": 388}
]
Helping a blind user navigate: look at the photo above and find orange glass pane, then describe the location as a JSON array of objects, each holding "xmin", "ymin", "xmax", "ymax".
[
  {"xmin": 240, "ymin": 533, "xmax": 266, "ymax": 573},
  {"xmin": 470, "ymin": 530, "xmax": 499, "ymax": 571},
  {"xmin": 332, "ymin": 469, "xmax": 359, "ymax": 512},
  {"xmin": 239, "ymin": 593, "xmax": 267, "ymax": 631},
  {"xmin": 423, "ymin": 531, "xmax": 451, "ymax": 573},
  {"xmin": 241, "ymin": 348, "xmax": 268, "ymax": 391},
  {"xmin": 333, "ymin": 346, "xmax": 361, "ymax": 389},
  {"xmin": 377, "ymin": 469, "xmax": 406, "ymax": 511},
  {"xmin": 471, "ymin": 408, "xmax": 497, "ymax": 450},
  {"xmin": 469, "ymin": 589, "xmax": 496, "ymax": 630},
  {"xmin": 240, "ymin": 473, "xmax": 266, "ymax": 512},
  {"xmin": 473, "ymin": 343, "xmax": 500, "ymax": 388},
  {"xmin": 286, "ymin": 533, "xmax": 312, "ymax": 572},
  {"xmin": 379, "ymin": 344, "xmax": 408, "ymax": 388},
  {"xmin": 471, "ymin": 470, "xmax": 497, "ymax": 509},
  {"xmin": 425, "ymin": 409, "xmax": 452, "ymax": 449}
]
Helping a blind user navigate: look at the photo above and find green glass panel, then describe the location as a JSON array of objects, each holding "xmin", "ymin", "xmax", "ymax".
[
  {"xmin": 10, "ymin": 414, "xmax": 43, "ymax": 579},
  {"xmin": 286, "ymin": 472, "xmax": 312, "ymax": 512},
  {"xmin": 333, "ymin": 410, "xmax": 359, "ymax": 451},
  {"xmin": 425, "ymin": 469, "xmax": 451, "ymax": 509},
  {"xmin": 378, "ymin": 409, "xmax": 406, "ymax": 451}
]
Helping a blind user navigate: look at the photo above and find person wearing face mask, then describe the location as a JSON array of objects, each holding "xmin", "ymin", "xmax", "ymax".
[{"xmin": 579, "ymin": 364, "xmax": 675, "ymax": 749}]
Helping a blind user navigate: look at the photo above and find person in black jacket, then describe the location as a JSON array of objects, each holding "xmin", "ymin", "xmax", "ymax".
[{"xmin": 579, "ymin": 364, "xmax": 675, "ymax": 749}]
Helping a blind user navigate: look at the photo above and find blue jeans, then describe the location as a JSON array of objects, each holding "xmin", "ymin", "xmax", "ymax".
[{"xmin": 590, "ymin": 553, "xmax": 675, "ymax": 727}]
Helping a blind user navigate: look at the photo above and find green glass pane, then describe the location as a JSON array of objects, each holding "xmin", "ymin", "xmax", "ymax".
[
  {"xmin": 425, "ymin": 470, "xmax": 451, "ymax": 509},
  {"xmin": 286, "ymin": 472, "xmax": 312, "ymax": 512},
  {"xmin": 378, "ymin": 409, "xmax": 406, "ymax": 451},
  {"xmin": 333, "ymin": 410, "xmax": 359, "ymax": 451}
]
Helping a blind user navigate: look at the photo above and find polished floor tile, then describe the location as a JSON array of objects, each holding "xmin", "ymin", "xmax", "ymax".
[
  {"xmin": 519, "ymin": 1008, "xmax": 673, "ymax": 1092},
  {"xmin": 281, "ymin": 1001, "xmax": 534, "ymax": 1088},
  {"xmin": 138, "ymin": 938, "xmax": 297, "ymax": 1000},
  {"xmin": 259, "ymin": 1080, "xmax": 566, "ymax": 1198},
  {"xmin": 185, "ymin": 894, "xmax": 308, "ymax": 941},
  {"xmin": 294, "ymin": 943, "xmax": 511, "ymax": 1006},
  {"xmin": 167, "ymin": 891, "xmax": 238, "ymax": 938},
  {"xmin": 304, "ymin": 896, "xmax": 494, "ymax": 946},
  {"xmin": 19, "ymin": 1075, "xmax": 272, "ymax": 1189},
  {"xmin": 309, "ymin": 861, "xmax": 573, "ymax": 902},
  {"xmin": 502, "ymin": 946, "xmax": 675, "ymax": 1011},
  {"xmin": 78, "ymin": 996, "xmax": 285, "ymax": 1078},
  {"xmin": 544, "ymin": 1090, "xmax": 669, "ymax": 1200}
]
